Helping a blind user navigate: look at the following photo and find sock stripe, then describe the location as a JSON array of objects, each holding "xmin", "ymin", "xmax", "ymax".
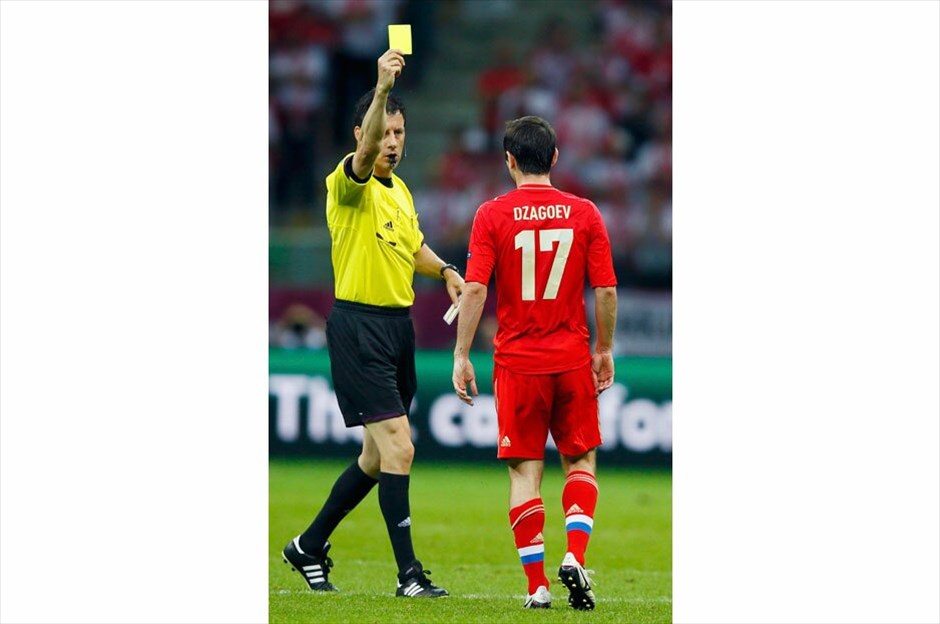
[
  {"xmin": 566, "ymin": 522, "xmax": 593, "ymax": 535},
  {"xmin": 566, "ymin": 470, "xmax": 596, "ymax": 480},
  {"xmin": 509, "ymin": 498, "xmax": 543, "ymax": 519},
  {"xmin": 517, "ymin": 544, "xmax": 545, "ymax": 558},
  {"xmin": 565, "ymin": 513, "xmax": 594, "ymax": 527},
  {"xmin": 510, "ymin": 505, "xmax": 544, "ymax": 530},
  {"xmin": 565, "ymin": 477, "xmax": 597, "ymax": 487},
  {"xmin": 518, "ymin": 542, "xmax": 545, "ymax": 565},
  {"xmin": 565, "ymin": 472, "xmax": 598, "ymax": 490}
]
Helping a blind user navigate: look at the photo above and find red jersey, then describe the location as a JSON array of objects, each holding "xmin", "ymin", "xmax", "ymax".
[{"xmin": 464, "ymin": 184, "xmax": 617, "ymax": 374}]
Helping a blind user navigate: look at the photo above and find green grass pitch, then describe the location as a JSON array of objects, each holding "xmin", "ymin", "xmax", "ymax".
[{"xmin": 270, "ymin": 459, "xmax": 671, "ymax": 623}]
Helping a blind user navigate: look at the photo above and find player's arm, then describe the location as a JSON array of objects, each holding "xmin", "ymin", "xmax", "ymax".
[
  {"xmin": 414, "ymin": 243, "xmax": 464, "ymax": 305},
  {"xmin": 585, "ymin": 201, "xmax": 618, "ymax": 394},
  {"xmin": 453, "ymin": 205, "xmax": 495, "ymax": 405},
  {"xmin": 453, "ymin": 281, "xmax": 487, "ymax": 406},
  {"xmin": 351, "ymin": 50, "xmax": 405, "ymax": 180},
  {"xmin": 592, "ymin": 286, "xmax": 618, "ymax": 394}
]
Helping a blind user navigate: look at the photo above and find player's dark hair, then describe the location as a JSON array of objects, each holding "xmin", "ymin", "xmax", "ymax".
[
  {"xmin": 352, "ymin": 89, "xmax": 406, "ymax": 128},
  {"xmin": 503, "ymin": 116, "xmax": 556, "ymax": 175}
]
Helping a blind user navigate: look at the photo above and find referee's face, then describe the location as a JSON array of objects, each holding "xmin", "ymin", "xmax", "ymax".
[{"xmin": 373, "ymin": 112, "xmax": 406, "ymax": 178}]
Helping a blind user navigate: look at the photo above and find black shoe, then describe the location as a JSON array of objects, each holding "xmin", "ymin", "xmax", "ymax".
[
  {"xmin": 395, "ymin": 560, "xmax": 449, "ymax": 598},
  {"xmin": 558, "ymin": 552, "xmax": 596, "ymax": 610},
  {"xmin": 282, "ymin": 537, "xmax": 338, "ymax": 592}
]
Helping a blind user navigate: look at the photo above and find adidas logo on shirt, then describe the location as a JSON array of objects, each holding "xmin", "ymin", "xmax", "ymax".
[
  {"xmin": 500, "ymin": 436, "xmax": 511, "ymax": 447},
  {"xmin": 566, "ymin": 504, "xmax": 584, "ymax": 515},
  {"xmin": 384, "ymin": 220, "xmax": 394, "ymax": 231}
]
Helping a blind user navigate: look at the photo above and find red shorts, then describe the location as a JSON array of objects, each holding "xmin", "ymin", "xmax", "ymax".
[{"xmin": 493, "ymin": 362, "xmax": 602, "ymax": 460}]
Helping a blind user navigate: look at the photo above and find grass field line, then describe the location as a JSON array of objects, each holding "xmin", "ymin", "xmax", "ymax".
[
  {"xmin": 306, "ymin": 559, "xmax": 672, "ymax": 576},
  {"xmin": 271, "ymin": 589, "xmax": 671, "ymax": 603}
]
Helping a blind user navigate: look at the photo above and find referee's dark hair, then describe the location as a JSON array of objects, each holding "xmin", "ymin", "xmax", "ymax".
[
  {"xmin": 503, "ymin": 116, "xmax": 556, "ymax": 175},
  {"xmin": 353, "ymin": 89, "xmax": 407, "ymax": 128}
]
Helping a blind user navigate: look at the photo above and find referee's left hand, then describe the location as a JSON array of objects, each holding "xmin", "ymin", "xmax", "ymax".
[{"xmin": 444, "ymin": 271, "xmax": 465, "ymax": 306}]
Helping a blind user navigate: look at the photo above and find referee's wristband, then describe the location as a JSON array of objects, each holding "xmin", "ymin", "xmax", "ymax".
[{"xmin": 440, "ymin": 263, "xmax": 459, "ymax": 280}]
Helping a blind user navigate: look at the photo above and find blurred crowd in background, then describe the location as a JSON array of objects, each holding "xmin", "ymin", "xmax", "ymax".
[
  {"xmin": 269, "ymin": 0, "xmax": 672, "ymax": 353},
  {"xmin": 269, "ymin": 0, "xmax": 435, "ymax": 212}
]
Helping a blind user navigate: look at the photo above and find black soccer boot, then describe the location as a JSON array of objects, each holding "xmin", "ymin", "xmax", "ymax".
[
  {"xmin": 558, "ymin": 552, "xmax": 596, "ymax": 610},
  {"xmin": 282, "ymin": 537, "xmax": 338, "ymax": 591},
  {"xmin": 395, "ymin": 560, "xmax": 449, "ymax": 598}
]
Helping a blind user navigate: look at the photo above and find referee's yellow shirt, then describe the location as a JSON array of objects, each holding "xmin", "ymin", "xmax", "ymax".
[{"xmin": 325, "ymin": 154, "xmax": 425, "ymax": 307}]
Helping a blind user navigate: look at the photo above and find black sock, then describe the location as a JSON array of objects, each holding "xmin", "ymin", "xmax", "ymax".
[
  {"xmin": 378, "ymin": 472, "xmax": 416, "ymax": 573},
  {"xmin": 299, "ymin": 461, "xmax": 377, "ymax": 554}
]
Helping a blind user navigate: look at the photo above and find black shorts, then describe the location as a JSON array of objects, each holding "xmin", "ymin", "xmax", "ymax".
[{"xmin": 326, "ymin": 299, "xmax": 417, "ymax": 428}]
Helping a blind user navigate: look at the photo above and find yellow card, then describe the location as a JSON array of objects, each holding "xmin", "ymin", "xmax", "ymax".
[{"xmin": 388, "ymin": 24, "xmax": 412, "ymax": 55}]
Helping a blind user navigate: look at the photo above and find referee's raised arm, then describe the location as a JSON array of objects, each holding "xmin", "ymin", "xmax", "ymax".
[{"xmin": 351, "ymin": 49, "xmax": 406, "ymax": 181}]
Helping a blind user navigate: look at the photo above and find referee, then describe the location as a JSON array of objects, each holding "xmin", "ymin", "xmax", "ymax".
[{"xmin": 283, "ymin": 49, "xmax": 461, "ymax": 599}]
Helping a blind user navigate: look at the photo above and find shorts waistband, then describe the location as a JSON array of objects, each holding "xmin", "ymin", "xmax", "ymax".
[{"xmin": 333, "ymin": 299, "xmax": 411, "ymax": 317}]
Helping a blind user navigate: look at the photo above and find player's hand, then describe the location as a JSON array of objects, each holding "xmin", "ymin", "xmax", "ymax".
[
  {"xmin": 592, "ymin": 350, "xmax": 614, "ymax": 395},
  {"xmin": 453, "ymin": 357, "xmax": 478, "ymax": 406},
  {"xmin": 444, "ymin": 270, "xmax": 465, "ymax": 306},
  {"xmin": 377, "ymin": 49, "xmax": 405, "ymax": 93}
]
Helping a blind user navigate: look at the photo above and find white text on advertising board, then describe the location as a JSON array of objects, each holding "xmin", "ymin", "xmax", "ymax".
[{"xmin": 269, "ymin": 375, "xmax": 670, "ymax": 453}]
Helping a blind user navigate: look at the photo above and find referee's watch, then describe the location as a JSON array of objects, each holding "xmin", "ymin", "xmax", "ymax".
[{"xmin": 440, "ymin": 263, "xmax": 460, "ymax": 280}]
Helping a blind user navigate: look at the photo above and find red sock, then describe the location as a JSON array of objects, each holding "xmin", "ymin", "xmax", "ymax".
[
  {"xmin": 509, "ymin": 498, "xmax": 550, "ymax": 594},
  {"xmin": 563, "ymin": 470, "xmax": 598, "ymax": 566}
]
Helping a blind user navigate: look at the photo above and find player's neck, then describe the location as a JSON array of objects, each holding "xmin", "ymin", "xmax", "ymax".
[{"xmin": 514, "ymin": 173, "xmax": 552, "ymax": 187}]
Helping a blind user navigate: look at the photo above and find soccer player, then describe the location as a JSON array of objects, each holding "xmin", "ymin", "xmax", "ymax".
[
  {"xmin": 282, "ymin": 49, "xmax": 462, "ymax": 599},
  {"xmin": 452, "ymin": 116, "xmax": 618, "ymax": 610}
]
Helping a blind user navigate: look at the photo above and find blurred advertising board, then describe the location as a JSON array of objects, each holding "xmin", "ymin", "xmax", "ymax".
[
  {"xmin": 608, "ymin": 289, "xmax": 673, "ymax": 357},
  {"xmin": 270, "ymin": 350, "xmax": 671, "ymax": 468}
]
